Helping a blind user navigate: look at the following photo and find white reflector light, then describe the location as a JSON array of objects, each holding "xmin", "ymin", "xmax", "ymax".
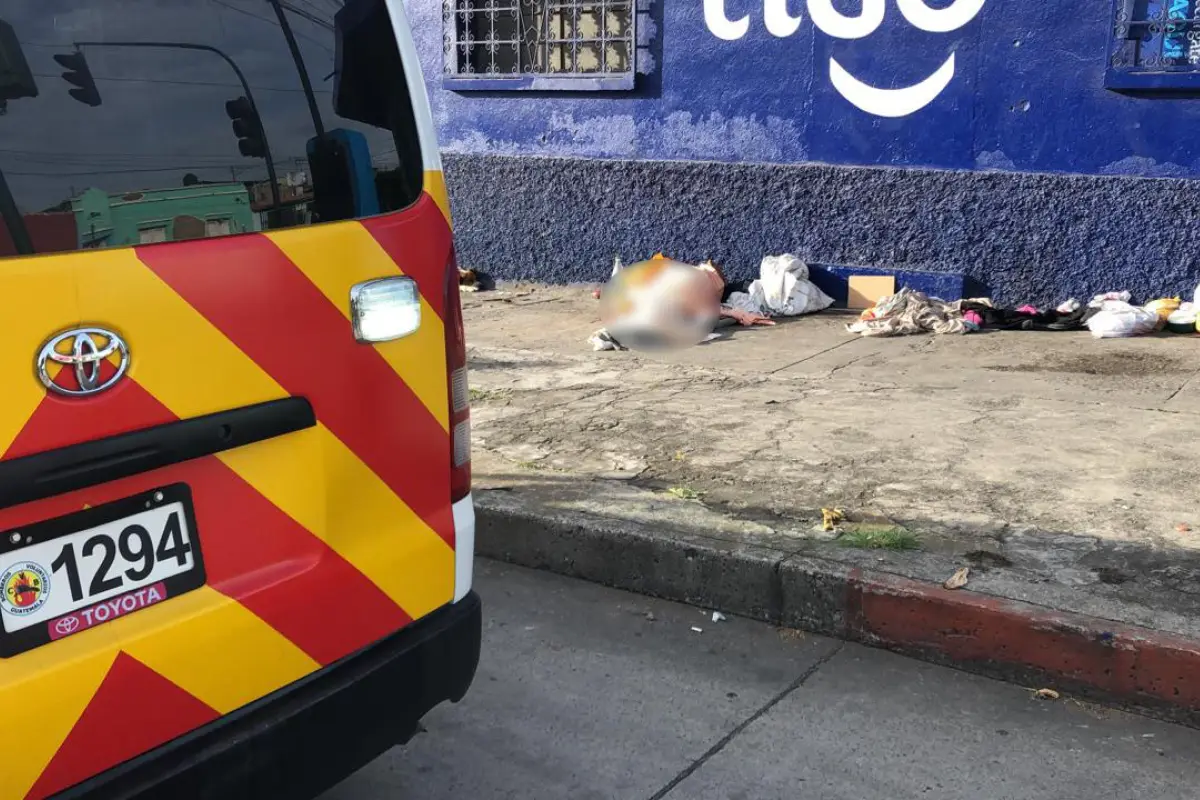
[
  {"xmin": 350, "ymin": 277, "xmax": 421, "ymax": 343},
  {"xmin": 453, "ymin": 420, "xmax": 471, "ymax": 467},
  {"xmin": 451, "ymin": 367, "xmax": 470, "ymax": 413}
]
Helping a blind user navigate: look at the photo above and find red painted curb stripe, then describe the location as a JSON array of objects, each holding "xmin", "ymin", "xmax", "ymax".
[
  {"xmin": 480, "ymin": 505, "xmax": 1200, "ymax": 720},
  {"xmin": 135, "ymin": 234, "xmax": 454, "ymax": 546},
  {"xmin": 0, "ymin": 377, "xmax": 410, "ymax": 666},
  {"xmin": 843, "ymin": 567, "xmax": 1200, "ymax": 711}
]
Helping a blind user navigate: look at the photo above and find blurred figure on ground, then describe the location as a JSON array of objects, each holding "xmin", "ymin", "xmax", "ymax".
[{"xmin": 598, "ymin": 257, "xmax": 773, "ymax": 351}]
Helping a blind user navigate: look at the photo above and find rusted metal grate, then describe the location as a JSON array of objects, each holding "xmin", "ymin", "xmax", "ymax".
[{"xmin": 443, "ymin": 0, "xmax": 634, "ymax": 78}]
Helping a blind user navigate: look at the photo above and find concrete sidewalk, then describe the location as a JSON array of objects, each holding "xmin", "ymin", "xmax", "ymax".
[{"xmin": 463, "ymin": 285, "xmax": 1200, "ymax": 722}]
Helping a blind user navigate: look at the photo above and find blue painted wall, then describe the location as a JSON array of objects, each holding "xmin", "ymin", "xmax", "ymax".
[
  {"xmin": 406, "ymin": 1, "xmax": 1200, "ymax": 305},
  {"xmin": 407, "ymin": 0, "xmax": 1200, "ymax": 177}
]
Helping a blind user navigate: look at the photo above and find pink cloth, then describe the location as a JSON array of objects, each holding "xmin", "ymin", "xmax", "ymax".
[{"xmin": 1016, "ymin": 304, "xmax": 1040, "ymax": 315}]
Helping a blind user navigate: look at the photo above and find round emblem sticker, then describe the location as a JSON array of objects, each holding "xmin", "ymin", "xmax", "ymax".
[{"xmin": 1, "ymin": 562, "xmax": 50, "ymax": 617}]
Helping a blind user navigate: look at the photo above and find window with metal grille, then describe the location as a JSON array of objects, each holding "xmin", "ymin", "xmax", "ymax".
[
  {"xmin": 1108, "ymin": 0, "xmax": 1200, "ymax": 91},
  {"xmin": 443, "ymin": 0, "xmax": 636, "ymax": 91}
]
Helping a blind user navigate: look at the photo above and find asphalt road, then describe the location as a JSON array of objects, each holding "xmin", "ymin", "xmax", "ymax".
[{"xmin": 321, "ymin": 561, "xmax": 1200, "ymax": 800}]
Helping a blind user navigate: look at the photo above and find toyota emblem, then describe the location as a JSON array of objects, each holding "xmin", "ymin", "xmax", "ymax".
[
  {"xmin": 36, "ymin": 328, "xmax": 130, "ymax": 397},
  {"xmin": 55, "ymin": 615, "xmax": 80, "ymax": 636}
]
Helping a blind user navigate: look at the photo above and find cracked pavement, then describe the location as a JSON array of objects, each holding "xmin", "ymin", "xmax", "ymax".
[
  {"xmin": 459, "ymin": 285, "xmax": 1200, "ymax": 637},
  {"xmin": 464, "ymin": 286, "xmax": 1200, "ymax": 547}
]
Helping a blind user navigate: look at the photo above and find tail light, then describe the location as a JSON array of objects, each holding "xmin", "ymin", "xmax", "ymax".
[{"xmin": 445, "ymin": 249, "xmax": 471, "ymax": 502}]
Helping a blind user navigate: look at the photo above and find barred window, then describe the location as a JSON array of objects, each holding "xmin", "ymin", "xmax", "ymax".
[
  {"xmin": 443, "ymin": 0, "xmax": 636, "ymax": 90},
  {"xmin": 1108, "ymin": 0, "xmax": 1200, "ymax": 91}
]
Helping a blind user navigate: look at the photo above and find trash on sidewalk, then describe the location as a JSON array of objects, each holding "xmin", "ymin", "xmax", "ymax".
[
  {"xmin": 724, "ymin": 254, "xmax": 834, "ymax": 318},
  {"xmin": 1033, "ymin": 688, "xmax": 1061, "ymax": 701},
  {"xmin": 711, "ymin": 611, "xmax": 727, "ymax": 623},
  {"xmin": 594, "ymin": 256, "xmax": 624, "ymax": 299},
  {"xmin": 821, "ymin": 507, "xmax": 845, "ymax": 532},
  {"xmin": 458, "ymin": 268, "xmax": 495, "ymax": 292},
  {"xmin": 1166, "ymin": 304, "xmax": 1197, "ymax": 334},
  {"xmin": 843, "ymin": 284, "xmax": 1200, "ymax": 339},
  {"xmin": 943, "ymin": 566, "xmax": 971, "ymax": 590},
  {"xmin": 690, "ymin": 626, "xmax": 704, "ymax": 634},
  {"xmin": 958, "ymin": 299, "xmax": 1091, "ymax": 332},
  {"xmin": 589, "ymin": 329, "xmax": 627, "ymax": 352},
  {"xmin": 849, "ymin": 290, "xmax": 1106, "ymax": 338},
  {"xmin": 1144, "ymin": 297, "xmax": 1182, "ymax": 330},
  {"xmin": 846, "ymin": 289, "xmax": 972, "ymax": 337},
  {"xmin": 1086, "ymin": 297, "xmax": 1159, "ymax": 339},
  {"xmin": 1176, "ymin": 522, "xmax": 1192, "ymax": 533},
  {"xmin": 590, "ymin": 258, "xmax": 626, "ymax": 298}
]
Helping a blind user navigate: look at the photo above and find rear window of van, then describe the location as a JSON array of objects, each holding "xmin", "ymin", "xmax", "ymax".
[{"xmin": 0, "ymin": 0, "xmax": 423, "ymax": 257}]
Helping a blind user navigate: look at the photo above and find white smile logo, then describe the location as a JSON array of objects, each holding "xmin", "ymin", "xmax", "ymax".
[{"xmin": 705, "ymin": 0, "xmax": 986, "ymax": 118}]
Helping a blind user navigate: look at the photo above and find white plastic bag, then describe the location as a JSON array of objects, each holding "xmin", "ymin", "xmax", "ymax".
[
  {"xmin": 725, "ymin": 290, "xmax": 767, "ymax": 316},
  {"xmin": 1086, "ymin": 300, "xmax": 1159, "ymax": 339},
  {"xmin": 752, "ymin": 254, "xmax": 833, "ymax": 317}
]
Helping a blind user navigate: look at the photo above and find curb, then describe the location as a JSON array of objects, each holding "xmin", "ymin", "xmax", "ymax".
[{"xmin": 476, "ymin": 499, "xmax": 1200, "ymax": 727}]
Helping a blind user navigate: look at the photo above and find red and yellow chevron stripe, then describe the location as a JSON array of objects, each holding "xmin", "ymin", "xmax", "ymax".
[{"xmin": 0, "ymin": 188, "xmax": 456, "ymax": 800}]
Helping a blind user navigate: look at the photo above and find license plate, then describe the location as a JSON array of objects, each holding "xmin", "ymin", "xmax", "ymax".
[{"xmin": 0, "ymin": 485, "xmax": 205, "ymax": 657}]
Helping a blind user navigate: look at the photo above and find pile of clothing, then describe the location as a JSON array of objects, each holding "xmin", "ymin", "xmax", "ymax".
[
  {"xmin": 847, "ymin": 289, "xmax": 976, "ymax": 337},
  {"xmin": 848, "ymin": 286, "xmax": 1200, "ymax": 339},
  {"xmin": 961, "ymin": 298, "xmax": 1091, "ymax": 333}
]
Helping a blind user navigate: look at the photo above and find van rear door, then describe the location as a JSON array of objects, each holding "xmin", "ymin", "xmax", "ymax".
[{"xmin": 0, "ymin": 1, "xmax": 462, "ymax": 796}]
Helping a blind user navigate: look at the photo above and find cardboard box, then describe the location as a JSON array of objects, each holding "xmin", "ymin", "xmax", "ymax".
[{"xmin": 847, "ymin": 275, "xmax": 896, "ymax": 310}]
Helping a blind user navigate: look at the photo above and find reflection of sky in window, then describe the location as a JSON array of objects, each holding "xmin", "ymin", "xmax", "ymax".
[{"xmin": 2, "ymin": 0, "xmax": 394, "ymax": 212}]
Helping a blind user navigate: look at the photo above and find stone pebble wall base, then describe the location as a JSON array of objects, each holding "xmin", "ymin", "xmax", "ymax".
[{"xmin": 444, "ymin": 153, "xmax": 1200, "ymax": 307}]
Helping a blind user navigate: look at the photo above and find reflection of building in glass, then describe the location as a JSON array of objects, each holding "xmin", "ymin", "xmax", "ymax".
[
  {"xmin": 70, "ymin": 183, "xmax": 257, "ymax": 249},
  {"xmin": 0, "ymin": 0, "xmax": 424, "ymax": 257},
  {"xmin": 250, "ymin": 170, "xmax": 313, "ymax": 227}
]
